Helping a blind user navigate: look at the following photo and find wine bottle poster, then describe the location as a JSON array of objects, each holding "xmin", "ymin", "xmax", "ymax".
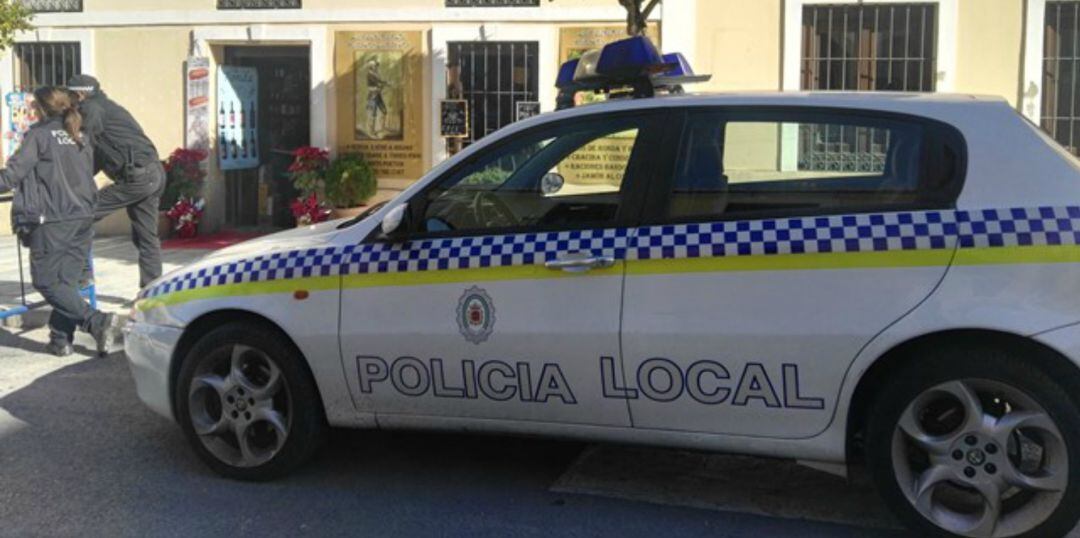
[{"xmin": 217, "ymin": 65, "xmax": 260, "ymax": 171}]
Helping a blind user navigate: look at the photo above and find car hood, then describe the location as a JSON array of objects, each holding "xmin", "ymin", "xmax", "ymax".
[
  {"xmin": 200, "ymin": 219, "xmax": 347, "ymax": 263},
  {"xmin": 143, "ymin": 219, "xmax": 350, "ymax": 295}
]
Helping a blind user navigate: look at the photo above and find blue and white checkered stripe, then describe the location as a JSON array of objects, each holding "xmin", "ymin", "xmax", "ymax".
[
  {"xmin": 632, "ymin": 210, "xmax": 953, "ymax": 260},
  {"xmin": 140, "ymin": 207, "xmax": 1080, "ymax": 300},
  {"xmin": 342, "ymin": 227, "xmax": 632, "ymax": 274},
  {"xmin": 143, "ymin": 246, "xmax": 350, "ymax": 298}
]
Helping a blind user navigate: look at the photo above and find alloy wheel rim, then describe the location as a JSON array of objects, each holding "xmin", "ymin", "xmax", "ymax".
[
  {"xmin": 892, "ymin": 379, "xmax": 1068, "ymax": 537},
  {"xmin": 188, "ymin": 344, "xmax": 291, "ymax": 468}
]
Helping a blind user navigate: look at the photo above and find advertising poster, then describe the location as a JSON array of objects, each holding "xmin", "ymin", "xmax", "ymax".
[
  {"xmin": 558, "ymin": 26, "xmax": 659, "ymax": 188},
  {"xmin": 335, "ymin": 30, "xmax": 424, "ymax": 180},
  {"xmin": 185, "ymin": 57, "xmax": 211, "ymax": 167},
  {"xmin": 217, "ymin": 65, "xmax": 260, "ymax": 171},
  {"xmin": 5, "ymin": 91, "xmax": 38, "ymax": 158}
]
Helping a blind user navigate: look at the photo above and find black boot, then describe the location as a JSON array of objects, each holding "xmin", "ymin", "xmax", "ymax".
[
  {"xmin": 45, "ymin": 340, "xmax": 74, "ymax": 357},
  {"xmin": 89, "ymin": 312, "xmax": 118, "ymax": 357}
]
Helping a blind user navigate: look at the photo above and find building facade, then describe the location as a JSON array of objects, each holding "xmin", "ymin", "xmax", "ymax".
[{"xmin": 0, "ymin": 0, "xmax": 1069, "ymax": 235}]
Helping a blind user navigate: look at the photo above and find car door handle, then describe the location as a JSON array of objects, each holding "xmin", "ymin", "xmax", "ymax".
[{"xmin": 545, "ymin": 253, "xmax": 616, "ymax": 273}]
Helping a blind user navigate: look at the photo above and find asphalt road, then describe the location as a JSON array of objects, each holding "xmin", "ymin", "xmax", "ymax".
[
  {"xmin": 0, "ymin": 237, "xmax": 906, "ymax": 537},
  {"xmin": 0, "ymin": 343, "xmax": 903, "ymax": 538}
]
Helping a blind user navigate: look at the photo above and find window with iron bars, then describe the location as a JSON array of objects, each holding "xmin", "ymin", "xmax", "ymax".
[
  {"xmin": 799, "ymin": 3, "xmax": 937, "ymax": 172},
  {"xmin": 217, "ymin": 0, "xmax": 300, "ymax": 9},
  {"xmin": 448, "ymin": 41, "xmax": 539, "ymax": 147},
  {"xmin": 21, "ymin": 0, "xmax": 82, "ymax": 13},
  {"xmin": 1042, "ymin": 1, "xmax": 1080, "ymax": 155},
  {"xmin": 13, "ymin": 42, "xmax": 81, "ymax": 91}
]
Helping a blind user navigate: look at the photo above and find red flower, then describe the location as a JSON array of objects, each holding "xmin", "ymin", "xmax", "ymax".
[
  {"xmin": 287, "ymin": 146, "xmax": 329, "ymax": 174},
  {"xmin": 289, "ymin": 193, "xmax": 330, "ymax": 225}
]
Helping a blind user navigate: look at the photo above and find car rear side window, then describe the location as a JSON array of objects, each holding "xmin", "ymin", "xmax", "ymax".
[{"xmin": 666, "ymin": 109, "xmax": 963, "ymax": 221}]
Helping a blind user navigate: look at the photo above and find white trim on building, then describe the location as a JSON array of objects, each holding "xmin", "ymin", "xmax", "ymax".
[
  {"xmin": 781, "ymin": 0, "xmax": 958, "ymax": 92},
  {"xmin": 1022, "ymin": 0, "xmax": 1048, "ymax": 122}
]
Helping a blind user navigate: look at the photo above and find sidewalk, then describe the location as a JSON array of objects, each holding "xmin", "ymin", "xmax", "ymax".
[
  {"xmin": 0, "ymin": 235, "xmax": 207, "ymax": 318},
  {"xmin": 0, "ymin": 236, "xmax": 206, "ymax": 398}
]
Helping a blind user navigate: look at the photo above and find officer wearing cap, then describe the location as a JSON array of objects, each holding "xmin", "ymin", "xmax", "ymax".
[{"xmin": 67, "ymin": 74, "xmax": 164, "ymax": 288}]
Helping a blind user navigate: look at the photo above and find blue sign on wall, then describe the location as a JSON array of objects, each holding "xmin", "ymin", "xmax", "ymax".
[{"xmin": 218, "ymin": 66, "xmax": 260, "ymax": 171}]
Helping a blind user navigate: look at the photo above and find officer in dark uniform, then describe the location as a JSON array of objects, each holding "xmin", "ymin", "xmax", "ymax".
[
  {"xmin": 67, "ymin": 74, "xmax": 164, "ymax": 288},
  {"xmin": 0, "ymin": 87, "xmax": 116, "ymax": 357}
]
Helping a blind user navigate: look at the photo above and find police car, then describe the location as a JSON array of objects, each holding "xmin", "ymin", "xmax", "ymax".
[{"xmin": 126, "ymin": 37, "xmax": 1080, "ymax": 538}]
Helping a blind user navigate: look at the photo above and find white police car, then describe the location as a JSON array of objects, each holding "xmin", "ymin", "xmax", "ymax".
[{"xmin": 127, "ymin": 38, "xmax": 1080, "ymax": 538}]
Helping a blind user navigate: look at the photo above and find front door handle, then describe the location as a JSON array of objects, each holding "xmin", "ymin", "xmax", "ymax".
[{"xmin": 545, "ymin": 252, "xmax": 616, "ymax": 273}]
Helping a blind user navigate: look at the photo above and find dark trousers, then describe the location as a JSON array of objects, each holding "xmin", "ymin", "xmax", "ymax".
[
  {"xmin": 95, "ymin": 162, "xmax": 165, "ymax": 288},
  {"xmin": 28, "ymin": 219, "xmax": 108, "ymax": 345}
]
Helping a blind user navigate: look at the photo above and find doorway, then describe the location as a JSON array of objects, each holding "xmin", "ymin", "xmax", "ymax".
[{"xmin": 221, "ymin": 45, "xmax": 310, "ymax": 228}]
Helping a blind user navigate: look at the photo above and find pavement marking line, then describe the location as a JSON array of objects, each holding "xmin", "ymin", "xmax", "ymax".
[{"xmin": 550, "ymin": 445, "xmax": 900, "ymax": 530}]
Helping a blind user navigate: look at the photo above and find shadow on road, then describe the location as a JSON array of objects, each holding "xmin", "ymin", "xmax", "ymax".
[{"xmin": 0, "ymin": 355, "xmax": 906, "ymax": 537}]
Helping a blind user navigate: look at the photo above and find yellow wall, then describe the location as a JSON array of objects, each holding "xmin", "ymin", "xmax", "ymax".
[
  {"xmin": 92, "ymin": 26, "xmax": 192, "ymax": 235},
  {"xmin": 954, "ymin": 0, "xmax": 1023, "ymax": 105},
  {"xmin": 694, "ymin": 0, "xmax": 782, "ymax": 92}
]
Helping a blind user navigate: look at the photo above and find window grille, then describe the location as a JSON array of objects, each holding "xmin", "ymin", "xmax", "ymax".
[
  {"xmin": 13, "ymin": 42, "xmax": 81, "ymax": 90},
  {"xmin": 218, "ymin": 0, "xmax": 300, "ymax": 9},
  {"xmin": 21, "ymin": 0, "xmax": 82, "ymax": 13},
  {"xmin": 448, "ymin": 41, "xmax": 539, "ymax": 147},
  {"xmin": 799, "ymin": 4, "xmax": 935, "ymax": 171},
  {"xmin": 1043, "ymin": 1, "xmax": 1080, "ymax": 154},
  {"xmin": 801, "ymin": 3, "xmax": 937, "ymax": 92},
  {"xmin": 797, "ymin": 123, "xmax": 890, "ymax": 173}
]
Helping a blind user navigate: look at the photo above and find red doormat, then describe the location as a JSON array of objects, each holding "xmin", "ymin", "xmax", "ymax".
[{"xmin": 162, "ymin": 230, "xmax": 267, "ymax": 250}]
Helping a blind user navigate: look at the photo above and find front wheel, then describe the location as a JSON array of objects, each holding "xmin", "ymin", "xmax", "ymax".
[
  {"xmin": 867, "ymin": 346, "xmax": 1080, "ymax": 538},
  {"xmin": 175, "ymin": 322, "xmax": 326, "ymax": 480}
]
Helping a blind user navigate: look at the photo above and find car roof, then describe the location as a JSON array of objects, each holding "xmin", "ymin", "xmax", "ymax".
[{"xmin": 544, "ymin": 91, "xmax": 1010, "ymax": 120}]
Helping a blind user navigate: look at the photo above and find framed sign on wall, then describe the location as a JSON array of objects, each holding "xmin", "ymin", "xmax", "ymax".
[{"xmin": 440, "ymin": 99, "xmax": 469, "ymax": 138}]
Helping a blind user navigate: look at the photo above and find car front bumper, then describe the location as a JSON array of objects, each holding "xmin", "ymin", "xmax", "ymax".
[{"xmin": 124, "ymin": 321, "xmax": 183, "ymax": 422}]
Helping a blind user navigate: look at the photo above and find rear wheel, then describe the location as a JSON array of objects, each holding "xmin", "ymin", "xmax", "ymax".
[
  {"xmin": 176, "ymin": 322, "xmax": 326, "ymax": 480},
  {"xmin": 867, "ymin": 346, "xmax": 1080, "ymax": 537}
]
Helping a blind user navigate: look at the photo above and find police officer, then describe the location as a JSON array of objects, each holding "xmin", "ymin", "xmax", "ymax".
[
  {"xmin": 67, "ymin": 74, "xmax": 164, "ymax": 288},
  {"xmin": 0, "ymin": 87, "xmax": 117, "ymax": 357}
]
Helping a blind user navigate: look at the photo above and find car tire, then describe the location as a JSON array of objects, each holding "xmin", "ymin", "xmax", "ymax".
[
  {"xmin": 175, "ymin": 321, "xmax": 326, "ymax": 481},
  {"xmin": 867, "ymin": 343, "xmax": 1080, "ymax": 538}
]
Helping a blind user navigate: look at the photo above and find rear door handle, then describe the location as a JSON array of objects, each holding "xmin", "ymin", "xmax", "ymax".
[{"xmin": 545, "ymin": 252, "xmax": 616, "ymax": 273}]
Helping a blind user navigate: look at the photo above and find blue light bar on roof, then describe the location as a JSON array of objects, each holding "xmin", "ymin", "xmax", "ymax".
[
  {"xmin": 660, "ymin": 52, "xmax": 695, "ymax": 77},
  {"xmin": 595, "ymin": 35, "xmax": 663, "ymax": 78},
  {"xmin": 554, "ymin": 35, "xmax": 710, "ymax": 108},
  {"xmin": 556, "ymin": 58, "xmax": 580, "ymax": 88}
]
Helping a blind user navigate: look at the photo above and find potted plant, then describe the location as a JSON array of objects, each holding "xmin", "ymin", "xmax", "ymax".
[
  {"xmin": 286, "ymin": 146, "xmax": 331, "ymax": 226},
  {"xmin": 160, "ymin": 148, "xmax": 208, "ymax": 238},
  {"xmin": 323, "ymin": 153, "xmax": 377, "ymax": 220}
]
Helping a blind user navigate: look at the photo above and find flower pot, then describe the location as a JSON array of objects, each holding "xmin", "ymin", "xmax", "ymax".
[
  {"xmin": 329, "ymin": 205, "xmax": 368, "ymax": 221},
  {"xmin": 157, "ymin": 211, "xmax": 172, "ymax": 239}
]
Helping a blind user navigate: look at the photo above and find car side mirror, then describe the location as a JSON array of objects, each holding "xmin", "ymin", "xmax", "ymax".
[
  {"xmin": 380, "ymin": 203, "xmax": 409, "ymax": 240},
  {"xmin": 541, "ymin": 172, "xmax": 565, "ymax": 195}
]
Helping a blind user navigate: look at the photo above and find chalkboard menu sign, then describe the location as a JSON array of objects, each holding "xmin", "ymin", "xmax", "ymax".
[
  {"xmin": 441, "ymin": 99, "xmax": 469, "ymax": 138},
  {"xmin": 516, "ymin": 101, "xmax": 540, "ymax": 122}
]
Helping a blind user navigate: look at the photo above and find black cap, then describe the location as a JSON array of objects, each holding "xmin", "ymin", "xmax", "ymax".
[{"xmin": 66, "ymin": 74, "xmax": 100, "ymax": 93}]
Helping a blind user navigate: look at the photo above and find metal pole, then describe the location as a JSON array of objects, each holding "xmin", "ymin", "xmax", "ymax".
[{"xmin": 16, "ymin": 237, "xmax": 26, "ymax": 307}]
